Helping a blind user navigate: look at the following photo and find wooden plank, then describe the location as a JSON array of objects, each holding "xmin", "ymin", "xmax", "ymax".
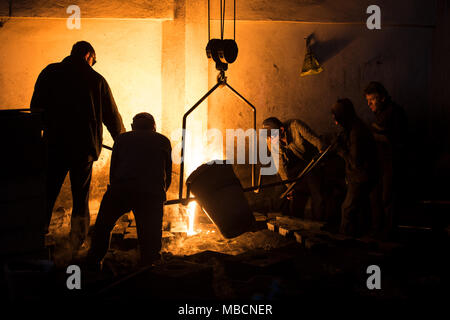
[
  {"xmin": 266, "ymin": 221, "xmax": 278, "ymax": 233},
  {"xmin": 253, "ymin": 212, "xmax": 268, "ymax": 222},
  {"xmin": 275, "ymin": 216, "xmax": 324, "ymax": 231},
  {"xmin": 278, "ymin": 225, "xmax": 294, "ymax": 237}
]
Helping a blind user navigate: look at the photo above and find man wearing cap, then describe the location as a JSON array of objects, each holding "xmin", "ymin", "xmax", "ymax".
[
  {"xmin": 30, "ymin": 41, "xmax": 125, "ymax": 251},
  {"xmin": 262, "ymin": 117, "xmax": 326, "ymax": 220},
  {"xmin": 87, "ymin": 112, "xmax": 172, "ymax": 267},
  {"xmin": 331, "ymin": 99, "xmax": 379, "ymax": 237}
]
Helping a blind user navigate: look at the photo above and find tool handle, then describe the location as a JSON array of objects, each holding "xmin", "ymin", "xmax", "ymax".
[
  {"xmin": 102, "ymin": 144, "xmax": 113, "ymax": 151},
  {"xmin": 279, "ymin": 143, "xmax": 333, "ymax": 199}
]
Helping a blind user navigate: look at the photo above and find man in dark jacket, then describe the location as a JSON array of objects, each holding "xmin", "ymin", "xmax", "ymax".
[
  {"xmin": 262, "ymin": 117, "xmax": 326, "ymax": 220},
  {"xmin": 364, "ymin": 81, "xmax": 408, "ymax": 239},
  {"xmin": 87, "ymin": 113, "xmax": 172, "ymax": 267},
  {"xmin": 30, "ymin": 41, "xmax": 125, "ymax": 250},
  {"xmin": 331, "ymin": 99, "xmax": 379, "ymax": 237}
]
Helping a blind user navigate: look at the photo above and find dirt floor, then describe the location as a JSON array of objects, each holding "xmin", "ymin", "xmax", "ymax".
[{"xmin": 32, "ymin": 207, "xmax": 448, "ymax": 315}]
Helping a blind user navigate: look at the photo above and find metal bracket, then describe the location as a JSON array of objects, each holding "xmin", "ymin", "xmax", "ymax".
[{"xmin": 178, "ymin": 71, "xmax": 257, "ymax": 201}]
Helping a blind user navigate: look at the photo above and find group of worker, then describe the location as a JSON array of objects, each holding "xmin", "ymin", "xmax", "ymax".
[
  {"xmin": 30, "ymin": 40, "xmax": 407, "ymax": 269},
  {"xmin": 263, "ymin": 83, "xmax": 407, "ymax": 239},
  {"xmin": 30, "ymin": 41, "xmax": 171, "ymax": 269}
]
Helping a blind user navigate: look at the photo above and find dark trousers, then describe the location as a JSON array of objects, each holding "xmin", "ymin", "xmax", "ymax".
[
  {"xmin": 45, "ymin": 155, "xmax": 92, "ymax": 247},
  {"xmin": 284, "ymin": 168, "xmax": 325, "ymax": 220},
  {"xmin": 87, "ymin": 185, "xmax": 164, "ymax": 266},
  {"xmin": 370, "ymin": 155, "xmax": 400, "ymax": 238},
  {"xmin": 340, "ymin": 182, "xmax": 372, "ymax": 237}
]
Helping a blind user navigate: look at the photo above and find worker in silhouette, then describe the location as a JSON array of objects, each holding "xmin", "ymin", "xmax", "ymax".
[
  {"xmin": 87, "ymin": 113, "xmax": 172, "ymax": 267},
  {"xmin": 364, "ymin": 81, "xmax": 408, "ymax": 239},
  {"xmin": 263, "ymin": 117, "xmax": 326, "ymax": 220},
  {"xmin": 331, "ymin": 99, "xmax": 379, "ymax": 237},
  {"xmin": 30, "ymin": 41, "xmax": 125, "ymax": 252}
]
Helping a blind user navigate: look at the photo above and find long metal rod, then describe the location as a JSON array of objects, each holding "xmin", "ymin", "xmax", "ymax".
[
  {"xmin": 101, "ymin": 77, "xmax": 257, "ymax": 202},
  {"xmin": 220, "ymin": 0, "xmax": 223, "ymax": 39},
  {"xmin": 279, "ymin": 143, "xmax": 333, "ymax": 199},
  {"xmin": 242, "ymin": 174, "xmax": 316, "ymax": 193},
  {"xmin": 222, "ymin": 0, "xmax": 226, "ymax": 40},
  {"xmin": 166, "ymin": 169, "xmax": 321, "ymax": 206},
  {"xmin": 165, "ymin": 198, "xmax": 195, "ymax": 205},
  {"xmin": 234, "ymin": 0, "xmax": 236, "ymax": 40},
  {"xmin": 179, "ymin": 81, "xmax": 223, "ymax": 199},
  {"xmin": 1, "ymin": 108, "xmax": 34, "ymax": 112},
  {"xmin": 225, "ymin": 82, "xmax": 257, "ymax": 188},
  {"xmin": 208, "ymin": 0, "xmax": 210, "ymax": 41},
  {"xmin": 168, "ymin": 144, "xmax": 333, "ymax": 206},
  {"xmin": 102, "ymin": 144, "xmax": 113, "ymax": 151},
  {"xmin": 17, "ymin": 109, "xmax": 113, "ymax": 153}
]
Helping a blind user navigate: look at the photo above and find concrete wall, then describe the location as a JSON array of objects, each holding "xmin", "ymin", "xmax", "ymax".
[
  {"xmin": 161, "ymin": 0, "xmax": 209, "ymax": 224},
  {"xmin": 209, "ymin": 0, "xmax": 435, "ymax": 25},
  {"xmin": 0, "ymin": 18, "xmax": 163, "ymax": 209},
  {"xmin": 0, "ymin": 0, "xmax": 174, "ymax": 19},
  {"xmin": 208, "ymin": 20, "xmax": 433, "ymax": 135},
  {"xmin": 206, "ymin": 2, "xmax": 436, "ymax": 189},
  {"xmin": 0, "ymin": 18, "xmax": 162, "ymax": 129},
  {"xmin": 0, "ymin": 0, "xmax": 209, "ymax": 212},
  {"xmin": 1, "ymin": 0, "xmax": 447, "ymax": 210}
]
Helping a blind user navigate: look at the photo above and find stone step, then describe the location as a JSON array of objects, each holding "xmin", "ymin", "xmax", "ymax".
[
  {"xmin": 253, "ymin": 212, "xmax": 268, "ymax": 222},
  {"xmin": 293, "ymin": 231, "xmax": 329, "ymax": 249},
  {"xmin": 267, "ymin": 217, "xmax": 326, "ymax": 239},
  {"xmin": 275, "ymin": 216, "xmax": 324, "ymax": 231},
  {"xmin": 124, "ymin": 226, "xmax": 138, "ymax": 239},
  {"xmin": 266, "ymin": 221, "xmax": 279, "ymax": 233}
]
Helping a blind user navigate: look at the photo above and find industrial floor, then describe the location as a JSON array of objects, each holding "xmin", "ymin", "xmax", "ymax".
[{"xmin": 3, "ymin": 209, "xmax": 448, "ymax": 315}]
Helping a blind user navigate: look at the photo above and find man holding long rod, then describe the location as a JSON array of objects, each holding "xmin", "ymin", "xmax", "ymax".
[{"xmin": 263, "ymin": 117, "xmax": 326, "ymax": 220}]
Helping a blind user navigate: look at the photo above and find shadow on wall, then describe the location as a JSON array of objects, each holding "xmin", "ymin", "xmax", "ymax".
[{"xmin": 308, "ymin": 33, "xmax": 355, "ymax": 65}]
